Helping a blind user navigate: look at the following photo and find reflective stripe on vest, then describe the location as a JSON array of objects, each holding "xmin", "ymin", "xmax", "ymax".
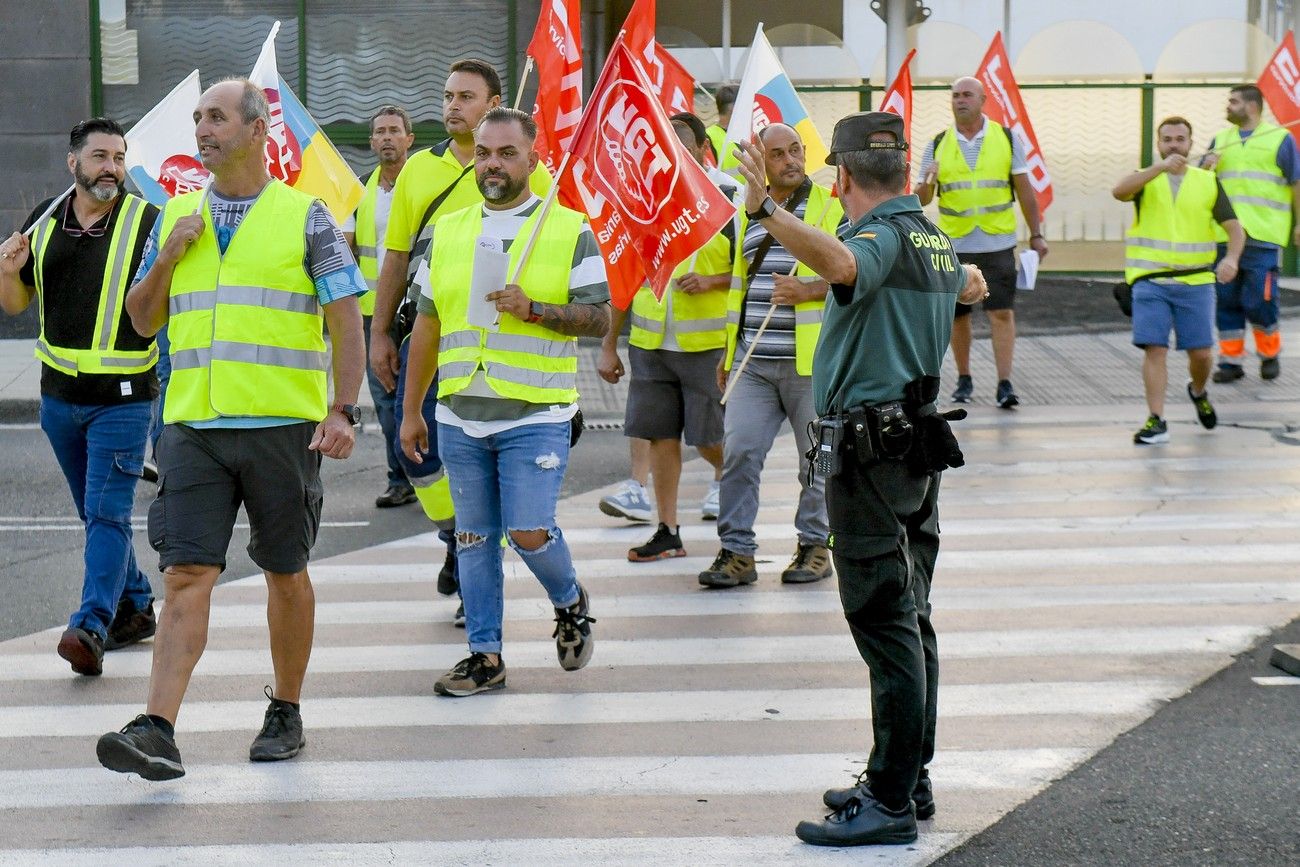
[
  {"xmin": 628, "ymin": 221, "xmax": 731, "ymax": 351},
  {"xmin": 160, "ymin": 180, "xmax": 327, "ymax": 423},
  {"xmin": 1212, "ymin": 123, "xmax": 1293, "ymax": 246},
  {"xmin": 353, "ymin": 167, "xmax": 382, "ymax": 314},
  {"xmin": 432, "ymin": 202, "xmax": 585, "ymax": 404},
  {"xmin": 724, "ymin": 182, "xmax": 842, "ymax": 376},
  {"xmin": 935, "ymin": 121, "xmax": 1017, "ymax": 238},
  {"xmin": 1123, "ymin": 168, "xmax": 1218, "ymax": 286},
  {"xmin": 31, "ymin": 194, "xmax": 156, "ymax": 376}
]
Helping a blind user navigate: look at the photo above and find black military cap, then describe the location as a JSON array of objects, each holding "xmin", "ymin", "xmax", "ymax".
[{"xmin": 825, "ymin": 111, "xmax": 908, "ymax": 165}]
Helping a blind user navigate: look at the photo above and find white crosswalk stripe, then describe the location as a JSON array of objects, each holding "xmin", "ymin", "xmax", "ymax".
[{"xmin": 2, "ymin": 418, "xmax": 1298, "ymax": 865}]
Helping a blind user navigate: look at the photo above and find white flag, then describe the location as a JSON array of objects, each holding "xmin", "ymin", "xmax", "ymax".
[{"xmin": 124, "ymin": 70, "xmax": 209, "ymax": 204}]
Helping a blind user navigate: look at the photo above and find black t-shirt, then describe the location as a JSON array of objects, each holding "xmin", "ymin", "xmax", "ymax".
[{"xmin": 20, "ymin": 193, "xmax": 160, "ymax": 405}]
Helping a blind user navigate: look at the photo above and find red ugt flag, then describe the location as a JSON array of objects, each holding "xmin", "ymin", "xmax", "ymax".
[
  {"xmin": 623, "ymin": 0, "xmax": 697, "ymax": 116},
  {"xmin": 976, "ymin": 32, "xmax": 1053, "ymax": 214},
  {"xmin": 558, "ymin": 37, "xmax": 736, "ymax": 308},
  {"xmin": 527, "ymin": 0, "xmax": 584, "ymax": 174},
  {"xmin": 1258, "ymin": 31, "xmax": 1300, "ymax": 128},
  {"xmin": 880, "ymin": 49, "xmax": 915, "ymax": 191}
]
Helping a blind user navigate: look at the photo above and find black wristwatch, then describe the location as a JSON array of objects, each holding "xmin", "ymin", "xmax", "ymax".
[
  {"xmin": 332, "ymin": 403, "xmax": 361, "ymax": 426},
  {"xmin": 746, "ymin": 195, "xmax": 778, "ymax": 221},
  {"xmin": 526, "ymin": 301, "xmax": 544, "ymax": 324}
]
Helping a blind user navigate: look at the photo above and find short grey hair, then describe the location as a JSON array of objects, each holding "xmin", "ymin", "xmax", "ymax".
[
  {"xmin": 838, "ymin": 143, "xmax": 909, "ymax": 194},
  {"xmin": 215, "ymin": 76, "xmax": 271, "ymax": 128}
]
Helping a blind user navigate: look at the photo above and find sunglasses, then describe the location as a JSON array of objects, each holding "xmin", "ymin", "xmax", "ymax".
[{"xmin": 62, "ymin": 196, "xmax": 109, "ymax": 238}]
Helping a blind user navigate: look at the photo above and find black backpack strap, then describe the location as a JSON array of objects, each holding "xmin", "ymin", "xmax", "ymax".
[{"xmin": 413, "ymin": 140, "xmax": 474, "ymax": 241}]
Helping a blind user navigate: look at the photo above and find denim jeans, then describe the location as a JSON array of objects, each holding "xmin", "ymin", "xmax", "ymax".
[
  {"xmin": 40, "ymin": 395, "xmax": 154, "ymax": 638},
  {"xmin": 394, "ymin": 335, "xmax": 456, "ymax": 578},
  {"xmin": 148, "ymin": 325, "xmax": 171, "ymax": 453},
  {"xmin": 362, "ymin": 315, "xmax": 404, "ymax": 486},
  {"xmin": 437, "ymin": 419, "xmax": 580, "ymax": 653}
]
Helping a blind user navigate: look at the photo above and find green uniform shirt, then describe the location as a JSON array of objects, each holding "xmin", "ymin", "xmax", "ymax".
[{"xmin": 813, "ymin": 194, "xmax": 965, "ymax": 415}]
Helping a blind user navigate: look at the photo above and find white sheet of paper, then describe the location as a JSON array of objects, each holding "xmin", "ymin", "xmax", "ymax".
[
  {"xmin": 1017, "ymin": 249, "xmax": 1040, "ymax": 290},
  {"xmin": 468, "ymin": 235, "xmax": 509, "ymax": 330}
]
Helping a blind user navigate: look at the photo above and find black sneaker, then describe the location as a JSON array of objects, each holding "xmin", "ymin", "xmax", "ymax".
[
  {"xmin": 697, "ymin": 548, "xmax": 758, "ymax": 588},
  {"xmin": 104, "ymin": 599, "xmax": 156, "ymax": 651},
  {"xmin": 950, "ymin": 374, "xmax": 973, "ymax": 403},
  {"xmin": 1187, "ymin": 382, "xmax": 1217, "ymax": 430},
  {"xmin": 781, "ymin": 543, "xmax": 832, "ymax": 584},
  {"xmin": 97, "ymin": 715, "xmax": 184, "ymax": 781},
  {"xmin": 553, "ymin": 583, "xmax": 596, "ymax": 671},
  {"xmin": 628, "ymin": 523, "xmax": 686, "ymax": 562},
  {"xmin": 824, "ymin": 770, "xmax": 935, "ymax": 820},
  {"xmin": 453, "ymin": 601, "xmax": 466, "ymax": 628},
  {"xmin": 434, "ymin": 652, "xmax": 506, "ymax": 697},
  {"xmin": 1261, "ymin": 356, "xmax": 1281, "ymax": 380},
  {"xmin": 57, "ymin": 626, "xmax": 104, "ymax": 676},
  {"xmin": 249, "ymin": 686, "xmax": 305, "ymax": 762},
  {"xmin": 1133, "ymin": 414, "xmax": 1169, "ymax": 445},
  {"xmin": 375, "ymin": 482, "xmax": 417, "ymax": 508},
  {"xmin": 1212, "ymin": 363, "xmax": 1244, "ymax": 383},
  {"xmin": 437, "ymin": 546, "xmax": 459, "ymax": 596},
  {"xmin": 795, "ymin": 791, "xmax": 918, "ymax": 847},
  {"xmin": 996, "ymin": 378, "xmax": 1019, "ymax": 409}
]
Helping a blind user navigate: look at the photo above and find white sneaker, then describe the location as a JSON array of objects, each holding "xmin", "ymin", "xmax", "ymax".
[
  {"xmin": 598, "ymin": 479, "xmax": 653, "ymax": 522},
  {"xmin": 701, "ymin": 480, "xmax": 720, "ymax": 520}
]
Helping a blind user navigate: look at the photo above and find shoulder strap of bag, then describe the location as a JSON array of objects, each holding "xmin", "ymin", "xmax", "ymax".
[{"xmin": 412, "ymin": 140, "xmax": 475, "ymax": 242}]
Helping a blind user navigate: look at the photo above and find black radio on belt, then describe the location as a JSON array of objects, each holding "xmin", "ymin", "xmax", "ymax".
[{"xmin": 813, "ymin": 415, "xmax": 846, "ymax": 479}]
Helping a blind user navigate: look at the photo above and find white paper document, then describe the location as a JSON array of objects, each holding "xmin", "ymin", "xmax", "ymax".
[
  {"xmin": 1016, "ymin": 249, "xmax": 1039, "ymax": 291},
  {"xmin": 468, "ymin": 235, "xmax": 510, "ymax": 330}
]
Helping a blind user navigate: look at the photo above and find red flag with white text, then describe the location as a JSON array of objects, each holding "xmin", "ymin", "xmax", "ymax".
[
  {"xmin": 880, "ymin": 49, "xmax": 915, "ymax": 191},
  {"xmin": 1258, "ymin": 31, "xmax": 1300, "ymax": 128},
  {"xmin": 558, "ymin": 37, "xmax": 736, "ymax": 308},
  {"xmin": 975, "ymin": 32, "xmax": 1053, "ymax": 213},
  {"xmin": 527, "ymin": 0, "xmax": 584, "ymax": 174},
  {"xmin": 623, "ymin": 0, "xmax": 696, "ymax": 116}
]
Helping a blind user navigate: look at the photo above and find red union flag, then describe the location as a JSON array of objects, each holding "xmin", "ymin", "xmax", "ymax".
[
  {"xmin": 558, "ymin": 38, "xmax": 736, "ymax": 307},
  {"xmin": 623, "ymin": 0, "xmax": 696, "ymax": 115},
  {"xmin": 1258, "ymin": 31, "xmax": 1300, "ymax": 127},
  {"xmin": 880, "ymin": 49, "xmax": 915, "ymax": 191},
  {"xmin": 976, "ymin": 32, "xmax": 1053, "ymax": 214},
  {"xmin": 527, "ymin": 0, "xmax": 584, "ymax": 173}
]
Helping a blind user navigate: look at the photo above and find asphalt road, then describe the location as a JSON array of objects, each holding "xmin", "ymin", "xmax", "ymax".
[{"xmin": 0, "ymin": 421, "xmax": 633, "ymax": 644}]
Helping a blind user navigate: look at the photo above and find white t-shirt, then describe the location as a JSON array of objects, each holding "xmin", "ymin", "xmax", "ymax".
[{"xmin": 343, "ymin": 183, "xmax": 395, "ymax": 275}]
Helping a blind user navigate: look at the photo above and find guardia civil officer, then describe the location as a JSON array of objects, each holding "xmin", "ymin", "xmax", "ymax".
[{"xmin": 732, "ymin": 112, "xmax": 987, "ymax": 847}]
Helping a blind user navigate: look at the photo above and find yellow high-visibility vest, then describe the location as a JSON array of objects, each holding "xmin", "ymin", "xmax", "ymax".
[
  {"xmin": 432, "ymin": 202, "xmax": 586, "ymax": 405},
  {"xmin": 160, "ymin": 180, "xmax": 327, "ymax": 424},
  {"xmin": 31, "ymin": 193, "xmax": 157, "ymax": 376},
  {"xmin": 1212, "ymin": 122, "xmax": 1293, "ymax": 246},
  {"xmin": 1123, "ymin": 168, "xmax": 1218, "ymax": 286},
  {"xmin": 724, "ymin": 182, "xmax": 842, "ymax": 376},
  {"xmin": 629, "ymin": 224, "xmax": 731, "ymax": 352},
  {"xmin": 934, "ymin": 121, "xmax": 1016, "ymax": 238},
  {"xmin": 352, "ymin": 167, "xmax": 382, "ymax": 315}
]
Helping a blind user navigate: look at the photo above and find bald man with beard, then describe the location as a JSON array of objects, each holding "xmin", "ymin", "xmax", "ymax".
[{"xmin": 917, "ymin": 76, "xmax": 1049, "ymax": 409}]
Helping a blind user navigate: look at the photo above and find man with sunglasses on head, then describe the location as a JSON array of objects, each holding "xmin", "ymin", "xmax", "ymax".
[{"xmin": 0, "ymin": 118, "xmax": 161, "ymax": 676}]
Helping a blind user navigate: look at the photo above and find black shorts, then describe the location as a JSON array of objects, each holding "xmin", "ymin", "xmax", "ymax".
[
  {"xmin": 148, "ymin": 422, "xmax": 323, "ymax": 574},
  {"xmin": 624, "ymin": 346, "xmax": 725, "ymax": 446},
  {"xmin": 954, "ymin": 248, "xmax": 1017, "ymax": 316}
]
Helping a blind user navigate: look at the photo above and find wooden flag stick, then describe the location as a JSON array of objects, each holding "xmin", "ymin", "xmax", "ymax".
[
  {"xmin": 720, "ymin": 194, "xmax": 836, "ymax": 405},
  {"xmin": 492, "ymin": 151, "xmax": 572, "ymax": 327},
  {"xmin": 512, "ymin": 57, "xmax": 536, "ymax": 111},
  {"xmin": 21, "ymin": 184, "xmax": 76, "ymax": 238}
]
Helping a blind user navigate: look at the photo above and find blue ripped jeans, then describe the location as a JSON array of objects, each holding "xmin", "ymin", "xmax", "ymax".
[
  {"xmin": 40, "ymin": 396, "xmax": 154, "ymax": 638},
  {"xmin": 437, "ymin": 419, "xmax": 579, "ymax": 653}
]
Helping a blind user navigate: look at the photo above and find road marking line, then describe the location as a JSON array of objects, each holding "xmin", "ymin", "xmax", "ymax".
[{"xmin": 1251, "ymin": 675, "xmax": 1300, "ymax": 686}]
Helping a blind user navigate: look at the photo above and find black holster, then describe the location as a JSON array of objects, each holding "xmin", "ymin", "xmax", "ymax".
[{"xmin": 902, "ymin": 375, "xmax": 967, "ymax": 476}]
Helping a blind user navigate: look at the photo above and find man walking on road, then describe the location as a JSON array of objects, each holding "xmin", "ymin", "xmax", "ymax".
[
  {"xmin": 734, "ymin": 111, "xmax": 986, "ymax": 847},
  {"xmin": 917, "ymin": 76, "xmax": 1049, "ymax": 408},
  {"xmin": 1114, "ymin": 116, "xmax": 1244, "ymax": 445},
  {"xmin": 0, "ymin": 118, "xmax": 160, "ymax": 676},
  {"xmin": 96, "ymin": 78, "xmax": 366, "ymax": 780},
  {"xmin": 399, "ymin": 108, "xmax": 607, "ymax": 697},
  {"xmin": 343, "ymin": 105, "xmax": 418, "ymax": 509},
  {"xmin": 697, "ymin": 123, "xmax": 841, "ymax": 590},
  {"xmin": 1202, "ymin": 84, "xmax": 1300, "ymax": 383}
]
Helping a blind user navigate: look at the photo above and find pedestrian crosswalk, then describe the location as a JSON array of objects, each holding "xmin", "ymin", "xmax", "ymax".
[{"xmin": 2, "ymin": 412, "xmax": 1299, "ymax": 864}]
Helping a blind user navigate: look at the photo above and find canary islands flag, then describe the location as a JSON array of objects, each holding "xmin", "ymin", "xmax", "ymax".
[
  {"xmin": 250, "ymin": 21, "xmax": 363, "ymax": 222},
  {"xmin": 724, "ymin": 24, "xmax": 829, "ymax": 170}
]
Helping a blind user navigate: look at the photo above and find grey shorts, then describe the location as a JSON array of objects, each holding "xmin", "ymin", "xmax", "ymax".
[
  {"xmin": 148, "ymin": 422, "xmax": 323, "ymax": 574},
  {"xmin": 624, "ymin": 346, "xmax": 725, "ymax": 446}
]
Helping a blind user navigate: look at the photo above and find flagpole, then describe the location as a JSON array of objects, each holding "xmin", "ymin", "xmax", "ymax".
[
  {"xmin": 720, "ymin": 195, "xmax": 836, "ymax": 406},
  {"xmin": 21, "ymin": 184, "xmax": 76, "ymax": 238},
  {"xmin": 491, "ymin": 151, "xmax": 573, "ymax": 327},
  {"xmin": 512, "ymin": 56, "xmax": 536, "ymax": 110}
]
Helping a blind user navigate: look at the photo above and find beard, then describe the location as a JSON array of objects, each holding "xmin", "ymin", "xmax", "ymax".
[
  {"xmin": 75, "ymin": 161, "xmax": 124, "ymax": 203},
  {"xmin": 477, "ymin": 172, "xmax": 526, "ymax": 204}
]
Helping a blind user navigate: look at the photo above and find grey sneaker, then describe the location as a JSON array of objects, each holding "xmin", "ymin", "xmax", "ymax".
[
  {"xmin": 950, "ymin": 375, "xmax": 973, "ymax": 403},
  {"xmin": 249, "ymin": 686, "xmax": 305, "ymax": 762},
  {"xmin": 553, "ymin": 584, "xmax": 596, "ymax": 671},
  {"xmin": 796, "ymin": 791, "xmax": 917, "ymax": 847},
  {"xmin": 97, "ymin": 715, "xmax": 184, "ymax": 781},
  {"xmin": 824, "ymin": 770, "xmax": 935, "ymax": 820},
  {"xmin": 435, "ymin": 652, "xmax": 506, "ymax": 697},
  {"xmin": 598, "ymin": 479, "xmax": 653, "ymax": 522},
  {"xmin": 453, "ymin": 601, "xmax": 466, "ymax": 628},
  {"xmin": 698, "ymin": 548, "xmax": 758, "ymax": 588},
  {"xmin": 781, "ymin": 543, "xmax": 832, "ymax": 584}
]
